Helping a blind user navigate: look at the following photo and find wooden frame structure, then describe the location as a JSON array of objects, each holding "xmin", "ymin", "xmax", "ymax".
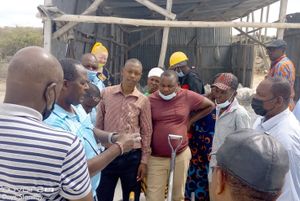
[{"xmin": 41, "ymin": 0, "xmax": 293, "ymax": 65}]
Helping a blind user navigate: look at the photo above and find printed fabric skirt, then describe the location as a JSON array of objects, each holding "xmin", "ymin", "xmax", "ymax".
[{"xmin": 185, "ymin": 112, "xmax": 215, "ymax": 201}]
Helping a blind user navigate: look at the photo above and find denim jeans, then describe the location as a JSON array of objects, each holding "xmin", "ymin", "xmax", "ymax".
[{"xmin": 96, "ymin": 149, "xmax": 141, "ymax": 201}]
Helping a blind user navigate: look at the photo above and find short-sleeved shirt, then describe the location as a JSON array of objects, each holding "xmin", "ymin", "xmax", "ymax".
[
  {"xmin": 0, "ymin": 103, "xmax": 91, "ymax": 200},
  {"xmin": 96, "ymin": 84, "xmax": 152, "ymax": 164},
  {"xmin": 149, "ymin": 89, "xmax": 204, "ymax": 157},
  {"xmin": 268, "ymin": 55, "xmax": 295, "ymax": 103},
  {"xmin": 179, "ymin": 70, "xmax": 205, "ymax": 94},
  {"xmin": 253, "ymin": 109, "xmax": 300, "ymax": 201},
  {"xmin": 45, "ymin": 104, "xmax": 100, "ymax": 197}
]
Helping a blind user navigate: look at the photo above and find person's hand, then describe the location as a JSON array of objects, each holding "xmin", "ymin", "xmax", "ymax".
[
  {"xmin": 116, "ymin": 133, "xmax": 141, "ymax": 153},
  {"xmin": 137, "ymin": 163, "xmax": 147, "ymax": 181}
]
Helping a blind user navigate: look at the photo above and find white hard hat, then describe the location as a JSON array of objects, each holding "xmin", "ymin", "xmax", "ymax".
[{"xmin": 148, "ymin": 67, "xmax": 164, "ymax": 78}]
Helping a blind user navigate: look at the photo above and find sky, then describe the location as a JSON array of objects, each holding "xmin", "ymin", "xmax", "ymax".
[{"xmin": 0, "ymin": 0, "xmax": 299, "ymax": 33}]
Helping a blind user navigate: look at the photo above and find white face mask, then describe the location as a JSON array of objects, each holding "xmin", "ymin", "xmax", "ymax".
[
  {"xmin": 159, "ymin": 91, "xmax": 176, "ymax": 101},
  {"xmin": 215, "ymin": 93, "xmax": 234, "ymax": 109},
  {"xmin": 176, "ymin": 70, "xmax": 185, "ymax": 77}
]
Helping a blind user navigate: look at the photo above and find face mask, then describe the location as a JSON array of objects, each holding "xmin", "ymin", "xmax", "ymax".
[
  {"xmin": 42, "ymin": 84, "xmax": 57, "ymax": 120},
  {"xmin": 215, "ymin": 99, "xmax": 231, "ymax": 109},
  {"xmin": 215, "ymin": 93, "xmax": 234, "ymax": 109},
  {"xmin": 176, "ymin": 69, "xmax": 185, "ymax": 77},
  {"xmin": 87, "ymin": 70, "xmax": 97, "ymax": 82},
  {"xmin": 42, "ymin": 101, "xmax": 55, "ymax": 120},
  {"xmin": 98, "ymin": 63, "xmax": 105, "ymax": 68},
  {"xmin": 251, "ymin": 98, "xmax": 267, "ymax": 116},
  {"xmin": 159, "ymin": 91, "xmax": 176, "ymax": 101}
]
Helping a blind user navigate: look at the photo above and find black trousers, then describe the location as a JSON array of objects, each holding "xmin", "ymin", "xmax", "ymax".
[{"xmin": 96, "ymin": 149, "xmax": 141, "ymax": 201}]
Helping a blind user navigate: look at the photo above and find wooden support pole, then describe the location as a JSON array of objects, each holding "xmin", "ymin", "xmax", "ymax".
[
  {"xmin": 43, "ymin": 0, "xmax": 53, "ymax": 52},
  {"xmin": 158, "ymin": 0, "xmax": 173, "ymax": 68},
  {"xmin": 234, "ymin": 27, "xmax": 265, "ymax": 47},
  {"xmin": 135, "ymin": 0, "xmax": 176, "ymax": 20},
  {"xmin": 251, "ymin": 11, "xmax": 255, "ymax": 37},
  {"xmin": 52, "ymin": 0, "xmax": 104, "ymax": 39},
  {"xmin": 245, "ymin": 14, "xmax": 250, "ymax": 44},
  {"xmin": 259, "ymin": 7, "xmax": 264, "ymax": 40},
  {"xmin": 264, "ymin": 5, "xmax": 270, "ymax": 41},
  {"xmin": 277, "ymin": 0, "xmax": 288, "ymax": 39},
  {"xmin": 51, "ymin": 15, "xmax": 300, "ymax": 29}
]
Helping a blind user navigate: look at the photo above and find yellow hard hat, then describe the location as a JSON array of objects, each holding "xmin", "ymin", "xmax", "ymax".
[
  {"xmin": 91, "ymin": 42, "xmax": 108, "ymax": 54},
  {"xmin": 169, "ymin": 51, "xmax": 188, "ymax": 68}
]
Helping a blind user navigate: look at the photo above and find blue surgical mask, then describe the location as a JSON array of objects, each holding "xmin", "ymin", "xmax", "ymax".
[
  {"xmin": 87, "ymin": 70, "xmax": 97, "ymax": 82},
  {"xmin": 176, "ymin": 69, "xmax": 185, "ymax": 77},
  {"xmin": 159, "ymin": 91, "xmax": 176, "ymax": 101}
]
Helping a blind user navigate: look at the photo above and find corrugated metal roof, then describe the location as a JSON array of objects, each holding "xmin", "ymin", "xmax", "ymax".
[{"xmin": 100, "ymin": 0, "xmax": 278, "ymax": 21}]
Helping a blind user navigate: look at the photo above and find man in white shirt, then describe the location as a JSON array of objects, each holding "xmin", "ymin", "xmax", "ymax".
[
  {"xmin": 209, "ymin": 73, "xmax": 250, "ymax": 169},
  {"xmin": 252, "ymin": 77, "xmax": 300, "ymax": 201}
]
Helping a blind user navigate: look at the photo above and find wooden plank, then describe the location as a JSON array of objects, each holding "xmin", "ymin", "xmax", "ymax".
[
  {"xmin": 158, "ymin": 0, "xmax": 173, "ymax": 68},
  {"xmin": 51, "ymin": 15, "xmax": 300, "ymax": 29},
  {"xmin": 135, "ymin": 0, "xmax": 176, "ymax": 20},
  {"xmin": 43, "ymin": 0, "xmax": 53, "ymax": 52},
  {"xmin": 52, "ymin": 0, "xmax": 104, "ymax": 39},
  {"xmin": 277, "ymin": 0, "xmax": 288, "ymax": 39}
]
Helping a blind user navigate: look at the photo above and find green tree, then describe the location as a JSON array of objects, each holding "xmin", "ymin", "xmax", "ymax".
[{"xmin": 0, "ymin": 27, "xmax": 43, "ymax": 59}]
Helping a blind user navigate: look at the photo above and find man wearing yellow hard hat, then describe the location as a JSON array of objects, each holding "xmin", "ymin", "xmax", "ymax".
[
  {"xmin": 169, "ymin": 51, "xmax": 204, "ymax": 94},
  {"xmin": 91, "ymin": 42, "xmax": 113, "ymax": 86}
]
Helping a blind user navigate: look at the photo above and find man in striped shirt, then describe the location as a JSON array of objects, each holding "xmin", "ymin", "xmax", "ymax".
[
  {"xmin": 266, "ymin": 39, "xmax": 296, "ymax": 109},
  {"xmin": 0, "ymin": 46, "xmax": 93, "ymax": 200}
]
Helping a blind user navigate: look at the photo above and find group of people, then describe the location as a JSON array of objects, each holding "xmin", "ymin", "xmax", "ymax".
[{"xmin": 0, "ymin": 38, "xmax": 299, "ymax": 201}]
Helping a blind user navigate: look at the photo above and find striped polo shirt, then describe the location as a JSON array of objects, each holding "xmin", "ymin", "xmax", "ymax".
[{"xmin": 0, "ymin": 103, "xmax": 92, "ymax": 201}]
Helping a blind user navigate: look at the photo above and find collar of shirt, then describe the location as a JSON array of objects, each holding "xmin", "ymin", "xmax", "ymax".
[
  {"xmin": 271, "ymin": 54, "xmax": 286, "ymax": 68},
  {"xmin": 112, "ymin": 84, "xmax": 140, "ymax": 97},
  {"xmin": 258, "ymin": 108, "xmax": 290, "ymax": 131},
  {"xmin": 0, "ymin": 103, "xmax": 42, "ymax": 121},
  {"xmin": 52, "ymin": 104, "xmax": 87, "ymax": 122},
  {"xmin": 218, "ymin": 98, "xmax": 239, "ymax": 119},
  {"xmin": 52, "ymin": 104, "xmax": 94, "ymax": 129}
]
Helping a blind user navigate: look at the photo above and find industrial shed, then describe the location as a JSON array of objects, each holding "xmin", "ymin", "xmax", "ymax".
[{"xmin": 42, "ymin": 0, "xmax": 292, "ymax": 87}]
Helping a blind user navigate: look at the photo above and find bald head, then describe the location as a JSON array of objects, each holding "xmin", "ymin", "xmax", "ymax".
[
  {"xmin": 267, "ymin": 77, "xmax": 291, "ymax": 105},
  {"xmin": 4, "ymin": 46, "xmax": 63, "ymax": 114},
  {"xmin": 81, "ymin": 53, "xmax": 98, "ymax": 71}
]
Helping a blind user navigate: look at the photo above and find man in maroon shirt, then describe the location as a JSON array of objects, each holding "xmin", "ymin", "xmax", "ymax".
[{"xmin": 147, "ymin": 70, "xmax": 214, "ymax": 201}]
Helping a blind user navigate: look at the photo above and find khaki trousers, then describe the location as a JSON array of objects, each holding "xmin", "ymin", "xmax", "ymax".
[{"xmin": 146, "ymin": 147, "xmax": 191, "ymax": 201}]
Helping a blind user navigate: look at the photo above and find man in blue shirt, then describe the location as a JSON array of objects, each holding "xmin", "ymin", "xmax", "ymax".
[
  {"xmin": 81, "ymin": 53, "xmax": 105, "ymax": 91},
  {"xmin": 45, "ymin": 58, "xmax": 140, "ymax": 200},
  {"xmin": 81, "ymin": 53, "xmax": 105, "ymax": 125}
]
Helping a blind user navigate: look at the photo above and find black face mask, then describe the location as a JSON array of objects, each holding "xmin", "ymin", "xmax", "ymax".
[
  {"xmin": 42, "ymin": 84, "xmax": 56, "ymax": 120},
  {"xmin": 251, "ymin": 98, "xmax": 267, "ymax": 116},
  {"xmin": 42, "ymin": 101, "xmax": 55, "ymax": 120}
]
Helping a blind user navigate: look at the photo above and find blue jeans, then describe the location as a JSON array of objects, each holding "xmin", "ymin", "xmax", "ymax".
[{"xmin": 96, "ymin": 149, "xmax": 141, "ymax": 201}]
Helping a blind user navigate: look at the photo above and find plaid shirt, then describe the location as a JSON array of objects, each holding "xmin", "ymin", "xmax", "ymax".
[{"xmin": 96, "ymin": 84, "xmax": 152, "ymax": 164}]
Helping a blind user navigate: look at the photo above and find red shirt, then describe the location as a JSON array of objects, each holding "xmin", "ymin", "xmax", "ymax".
[{"xmin": 149, "ymin": 89, "xmax": 204, "ymax": 157}]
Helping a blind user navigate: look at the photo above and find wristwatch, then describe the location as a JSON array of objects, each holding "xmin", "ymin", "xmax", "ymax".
[{"xmin": 108, "ymin": 132, "xmax": 118, "ymax": 144}]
